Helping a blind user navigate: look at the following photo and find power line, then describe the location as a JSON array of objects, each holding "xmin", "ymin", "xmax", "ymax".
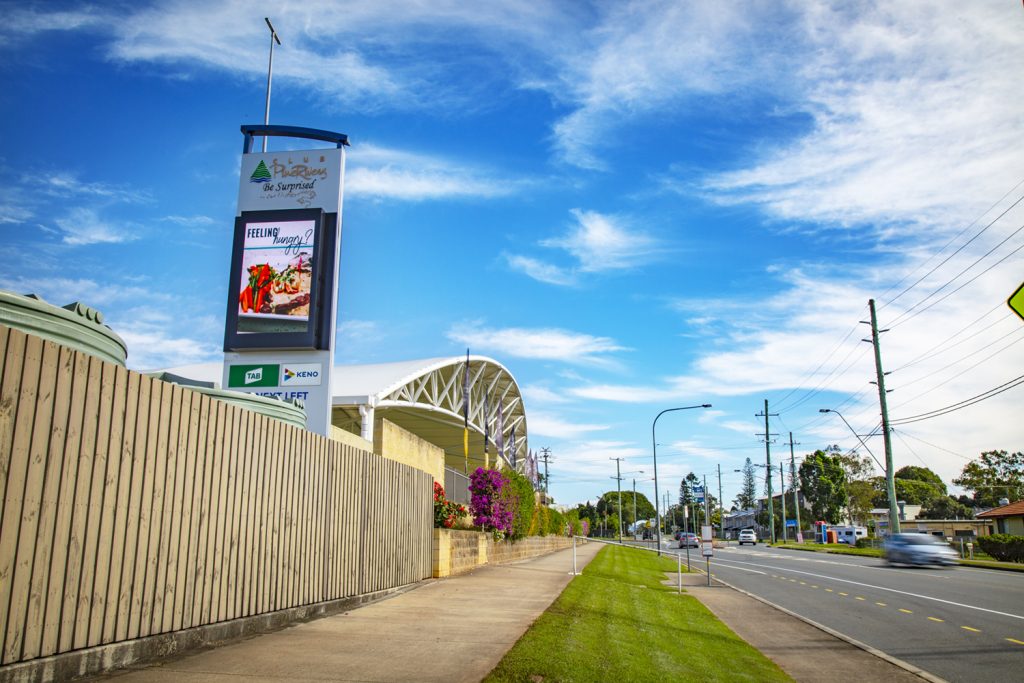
[
  {"xmin": 888, "ymin": 332, "xmax": 1024, "ymax": 411},
  {"xmin": 886, "ymin": 221, "xmax": 1024, "ymax": 329},
  {"xmin": 891, "ymin": 302, "xmax": 1009, "ymax": 372},
  {"xmin": 773, "ymin": 316, "xmax": 865, "ymax": 412},
  {"xmin": 891, "ymin": 325, "xmax": 1024, "ymax": 393},
  {"xmin": 888, "ymin": 428, "xmax": 975, "ymax": 462},
  {"xmin": 890, "ymin": 373, "xmax": 1024, "ymax": 425},
  {"xmin": 878, "ymin": 182, "xmax": 1024, "ymax": 312}
]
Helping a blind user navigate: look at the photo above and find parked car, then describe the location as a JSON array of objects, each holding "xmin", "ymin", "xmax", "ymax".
[
  {"xmin": 884, "ymin": 533, "xmax": 958, "ymax": 567},
  {"xmin": 738, "ymin": 529, "xmax": 757, "ymax": 545},
  {"xmin": 678, "ymin": 532, "xmax": 700, "ymax": 549}
]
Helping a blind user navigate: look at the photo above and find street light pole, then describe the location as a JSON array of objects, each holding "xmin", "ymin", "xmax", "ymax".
[
  {"xmin": 262, "ymin": 17, "xmax": 282, "ymax": 153},
  {"xmin": 652, "ymin": 404, "xmax": 711, "ymax": 555}
]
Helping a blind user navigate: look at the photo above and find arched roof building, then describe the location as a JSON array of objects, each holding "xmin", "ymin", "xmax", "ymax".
[{"xmin": 330, "ymin": 355, "xmax": 527, "ymax": 473}]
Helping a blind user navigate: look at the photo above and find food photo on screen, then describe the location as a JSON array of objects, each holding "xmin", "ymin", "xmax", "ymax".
[{"xmin": 236, "ymin": 219, "xmax": 316, "ymax": 333}]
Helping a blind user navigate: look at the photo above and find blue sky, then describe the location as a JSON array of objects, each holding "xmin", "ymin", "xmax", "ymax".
[{"xmin": 3, "ymin": 1, "xmax": 1023, "ymax": 511}]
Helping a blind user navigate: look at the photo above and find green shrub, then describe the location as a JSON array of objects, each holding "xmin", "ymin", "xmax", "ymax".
[
  {"xmin": 504, "ymin": 468, "xmax": 536, "ymax": 540},
  {"xmin": 546, "ymin": 507, "xmax": 565, "ymax": 536},
  {"xmin": 977, "ymin": 534, "xmax": 1024, "ymax": 563}
]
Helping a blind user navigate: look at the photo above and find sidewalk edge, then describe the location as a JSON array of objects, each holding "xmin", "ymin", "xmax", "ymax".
[{"xmin": 695, "ymin": 571, "xmax": 948, "ymax": 683}]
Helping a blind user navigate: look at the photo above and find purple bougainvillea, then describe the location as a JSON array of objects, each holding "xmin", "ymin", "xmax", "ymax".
[{"xmin": 469, "ymin": 467, "xmax": 514, "ymax": 535}]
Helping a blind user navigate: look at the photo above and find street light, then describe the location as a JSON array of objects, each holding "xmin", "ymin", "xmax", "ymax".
[
  {"xmin": 652, "ymin": 404, "xmax": 711, "ymax": 554},
  {"xmin": 819, "ymin": 408, "xmax": 900, "ymax": 535}
]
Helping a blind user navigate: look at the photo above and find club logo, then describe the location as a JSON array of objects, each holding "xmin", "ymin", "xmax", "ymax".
[
  {"xmin": 244, "ymin": 368, "xmax": 263, "ymax": 384},
  {"xmin": 249, "ymin": 160, "xmax": 273, "ymax": 183}
]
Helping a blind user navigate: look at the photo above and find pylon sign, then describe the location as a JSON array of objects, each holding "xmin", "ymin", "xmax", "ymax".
[
  {"xmin": 222, "ymin": 124, "xmax": 349, "ymax": 437},
  {"xmin": 1009, "ymin": 282, "xmax": 1024, "ymax": 323}
]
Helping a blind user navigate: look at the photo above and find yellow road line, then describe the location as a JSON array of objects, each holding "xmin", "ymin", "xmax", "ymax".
[
  {"xmin": 855, "ymin": 597, "xmax": 865, "ymax": 601},
  {"xmin": 811, "ymin": 585, "xmax": 818, "ymax": 589},
  {"xmin": 927, "ymin": 617, "xmax": 944, "ymax": 623},
  {"xmin": 839, "ymin": 592, "xmax": 849, "ymax": 596},
  {"xmin": 825, "ymin": 588, "xmax": 833, "ymax": 592},
  {"xmin": 961, "ymin": 626, "xmax": 981, "ymax": 633},
  {"xmin": 1007, "ymin": 638, "xmax": 1024, "ymax": 646},
  {"xmin": 876, "ymin": 602, "xmax": 887, "ymax": 607},
  {"xmin": 799, "ymin": 581, "xmax": 807, "ymax": 585},
  {"xmin": 899, "ymin": 609, "xmax": 913, "ymax": 614}
]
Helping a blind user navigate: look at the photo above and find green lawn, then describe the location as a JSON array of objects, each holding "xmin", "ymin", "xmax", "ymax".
[{"xmin": 484, "ymin": 544, "xmax": 792, "ymax": 683}]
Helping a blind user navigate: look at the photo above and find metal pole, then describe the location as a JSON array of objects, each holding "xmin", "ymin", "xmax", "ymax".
[
  {"xmin": 572, "ymin": 535, "xmax": 578, "ymax": 575},
  {"xmin": 262, "ymin": 18, "xmax": 281, "ymax": 153},
  {"xmin": 706, "ymin": 556, "xmax": 711, "ymax": 586},
  {"xmin": 652, "ymin": 404, "xmax": 711, "ymax": 555},
  {"xmin": 677, "ymin": 553, "xmax": 682, "ymax": 593}
]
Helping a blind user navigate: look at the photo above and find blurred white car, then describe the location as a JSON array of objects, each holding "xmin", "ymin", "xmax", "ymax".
[
  {"xmin": 884, "ymin": 533, "xmax": 958, "ymax": 567},
  {"xmin": 738, "ymin": 529, "xmax": 757, "ymax": 545}
]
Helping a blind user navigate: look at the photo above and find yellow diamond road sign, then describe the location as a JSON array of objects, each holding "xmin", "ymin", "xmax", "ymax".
[{"xmin": 1010, "ymin": 282, "xmax": 1024, "ymax": 323}]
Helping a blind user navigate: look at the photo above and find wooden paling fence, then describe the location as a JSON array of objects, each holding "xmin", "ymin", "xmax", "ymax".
[{"xmin": 0, "ymin": 324, "xmax": 432, "ymax": 668}]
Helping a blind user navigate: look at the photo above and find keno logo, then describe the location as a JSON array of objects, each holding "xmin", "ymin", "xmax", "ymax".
[
  {"xmin": 245, "ymin": 368, "xmax": 263, "ymax": 384},
  {"xmin": 281, "ymin": 363, "xmax": 322, "ymax": 386}
]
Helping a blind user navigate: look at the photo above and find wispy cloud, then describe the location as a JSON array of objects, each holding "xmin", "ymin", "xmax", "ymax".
[
  {"xmin": 508, "ymin": 208, "xmax": 661, "ymax": 285},
  {"xmin": 346, "ymin": 143, "xmax": 525, "ymax": 200},
  {"xmin": 447, "ymin": 321, "xmax": 627, "ymax": 366},
  {"xmin": 528, "ymin": 414, "xmax": 609, "ymax": 439},
  {"xmin": 55, "ymin": 208, "xmax": 141, "ymax": 246},
  {"xmin": 40, "ymin": 173, "xmax": 151, "ymax": 204}
]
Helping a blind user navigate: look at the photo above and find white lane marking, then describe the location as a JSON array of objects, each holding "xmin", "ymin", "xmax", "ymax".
[
  {"xmin": 728, "ymin": 548, "xmax": 952, "ymax": 578},
  {"xmin": 711, "ymin": 557, "xmax": 1024, "ymax": 621}
]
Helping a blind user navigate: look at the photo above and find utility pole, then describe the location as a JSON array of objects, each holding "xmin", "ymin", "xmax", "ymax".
[
  {"xmin": 779, "ymin": 462, "xmax": 787, "ymax": 543},
  {"xmin": 611, "ymin": 457, "xmax": 624, "ymax": 542},
  {"xmin": 717, "ymin": 464, "xmax": 724, "ymax": 541},
  {"xmin": 539, "ymin": 447, "xmax": 553, "ymax": 496},
  {"xmin": 756, "ymin": 400, "xmax": 779, "ymax": 543},
  {"xmin": 632, "ymin": 477, "xmax": 638, "ymax": 538},
  {"xmin": 788, "ymin": 432, "xmax": 802, "ymax": 541},
  {"xmin": 262, "ymin": 18, "xmax": 281, "ymax": 153},
  {"xmin": 865, "ymin": 299, "xmax": 901, "ymax": 535}
]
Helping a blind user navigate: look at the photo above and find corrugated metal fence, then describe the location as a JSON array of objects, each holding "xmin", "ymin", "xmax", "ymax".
[{"xmin": 0, "ymin": 324, "xmax": 432, "ymax": 667}]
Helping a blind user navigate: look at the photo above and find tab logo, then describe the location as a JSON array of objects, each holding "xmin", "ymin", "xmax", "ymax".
[
  {"xmin": 280, "ymin": 363, "xmax": 322, "ymax": 386},
  {"xmin": 227, "ymin": 364, "xmax": 280, "ymax": 388}
]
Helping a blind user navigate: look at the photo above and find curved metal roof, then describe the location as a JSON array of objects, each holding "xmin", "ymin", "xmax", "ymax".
[{"xmin": 331, "ymin": 355, "xmax": 528, "ymax": 472}]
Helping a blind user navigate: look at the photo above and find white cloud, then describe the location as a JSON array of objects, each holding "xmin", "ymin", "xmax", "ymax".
[
  {"xmin": 508, "ymin": 208, "xmax": 661, "ymax": 286},
  {"xmin": 695, "ymin": 3, "xmax": 1024, "ymax": 239},
  {"xmin": 504, "ymin": 255, "xmax": 576, "ymax": 286},
  {"xmin": 337, "ymin": 319, "xmax": 381, "ymax": 343},
  {"xmin": 346, "ymin": 143, "xmax": 525, "ymax": 200},
  {"xmin": 447, "ymin": 321, "xmax": 627, "ymax": 366},
  {"xmin": 55, "ymin": 208, "xmax": 140, "ymax": 246},
  {"xmin": 40, "ymin": 173, "xmax": 150, "ymax": 204},
  {"xmin": 163, "ymin": 214, "xmax": 216, "ymax": 227},
  {"xmin": 528, "ymin": 414, "xmax": 609, "ymax": 439},
  {"xmin": 544, "ymin": 209, "xmax": 660, "ymax": 272},
  {"xmin": 520, "ymin": 385, "xmax": 572, "ymax": 405}
]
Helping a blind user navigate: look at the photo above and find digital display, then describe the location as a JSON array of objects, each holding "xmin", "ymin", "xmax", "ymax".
[{"xmin": 224, "ymin": 208, "xmax": 332, "ymax": 351}]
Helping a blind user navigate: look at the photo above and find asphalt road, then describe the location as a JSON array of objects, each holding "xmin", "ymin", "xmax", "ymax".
[{"xmin": 698, "ymin": 544, "xmax": 1024, "ymax": 683}]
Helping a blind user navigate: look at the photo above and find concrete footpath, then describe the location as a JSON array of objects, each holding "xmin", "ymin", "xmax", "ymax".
[
  {"xmin": 91, "ymin": 541, "xmax": 603, "ymax": 683},
  {"xmin": 90, "ymin": 541, "xmax": 931, "ymax": 683},
  {"xmin": 681, "ymin": 572, "xmax": 933, "ymax": 683}
]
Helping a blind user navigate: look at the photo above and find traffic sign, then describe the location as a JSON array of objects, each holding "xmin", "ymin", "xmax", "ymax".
[{"xmin": 1009, "ymin": 282, "xmax": 1024, "ymax": 323}]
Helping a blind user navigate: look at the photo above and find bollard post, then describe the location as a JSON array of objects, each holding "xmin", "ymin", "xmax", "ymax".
[
  {"xmin": 677, "ymin": 553, "xmax": 682, "ymax": 594},
  {"xmin": 706, "ymin": 557, "xmax": 711, "ymax": 586},
  {"xmin": 573, "ymin": 535, "xmax": 578, "ymax": 575}
]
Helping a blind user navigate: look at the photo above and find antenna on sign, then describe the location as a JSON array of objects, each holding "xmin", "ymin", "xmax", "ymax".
[{"xmin": 262, "ymin": 17, "xmax": 282, "ymax": 153}]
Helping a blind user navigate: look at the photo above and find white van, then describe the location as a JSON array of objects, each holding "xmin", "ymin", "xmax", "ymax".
[{"xmin": 831, "ymin": 526, "xmax": 868, "ymax": 545}]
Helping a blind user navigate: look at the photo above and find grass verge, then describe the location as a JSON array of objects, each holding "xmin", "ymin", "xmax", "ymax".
[{"xmin": 484, "ymin": 544, "xmax": 792, "ymax": 683}]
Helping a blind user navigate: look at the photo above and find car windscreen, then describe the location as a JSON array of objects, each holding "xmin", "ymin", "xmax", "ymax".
[{"xmin": 902, "ymin": 535, "xmax": 942, "ymax": 545}]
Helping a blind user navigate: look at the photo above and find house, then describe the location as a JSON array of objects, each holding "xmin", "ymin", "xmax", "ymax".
[{"xmin": 977, "ymin": 500, "xmax": 1024, "ymax": 535}]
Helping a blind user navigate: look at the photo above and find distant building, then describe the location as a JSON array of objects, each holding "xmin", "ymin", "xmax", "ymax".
[{"xmin": 977, "ymin": 500, "xmax": 1024, "ymax": 535}]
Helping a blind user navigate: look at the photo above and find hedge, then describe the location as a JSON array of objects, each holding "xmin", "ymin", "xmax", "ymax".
[{"xmin": 977, "ymin": 534, "xmax": 1024, "ymax": 563}]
